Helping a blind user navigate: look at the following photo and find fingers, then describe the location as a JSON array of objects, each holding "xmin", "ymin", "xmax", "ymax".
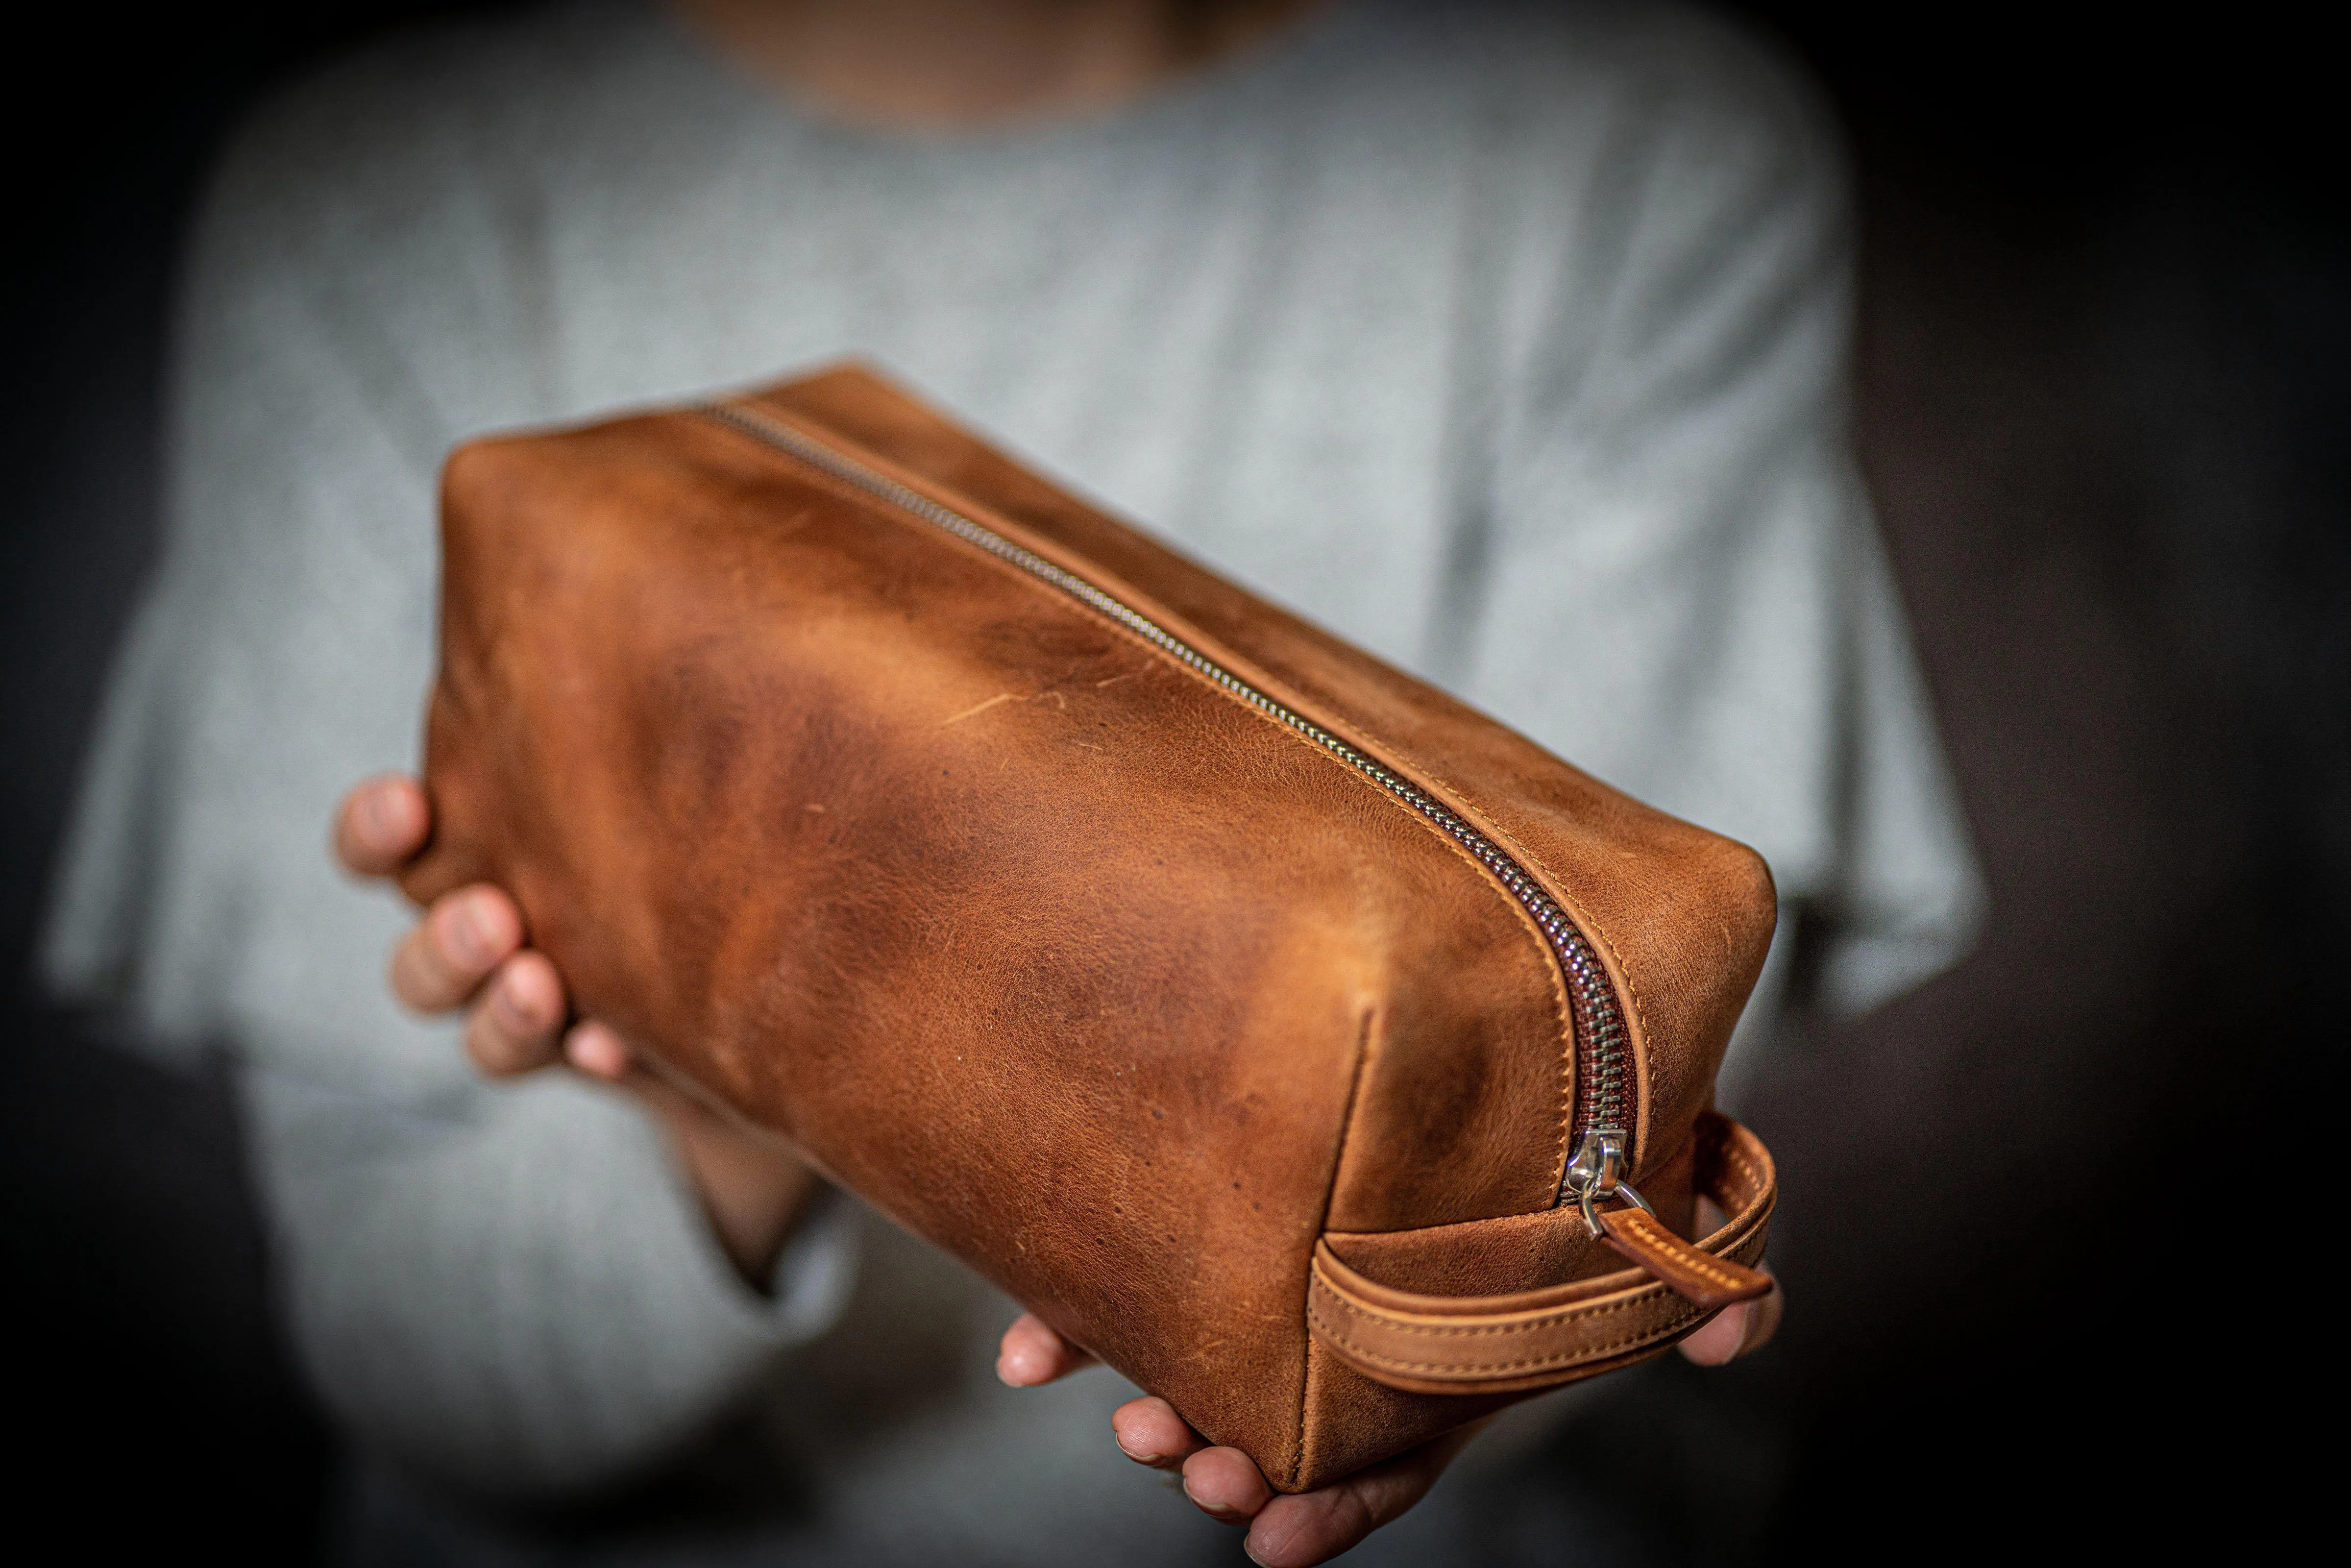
[
  {"xmin": 997, "ymin": 1312, "xmax": 1098, "ymax": 1387},
  {"xmin": 1678, "ymin": 1301, "xmax": 1750, "ymax": 1365},
  {"xmin": 335, "ymin": 774, "xmax": 430, "ymax": 877},
  {"xmin": 1179, "ymin": 1446, "xmax": 1273, "ymax": 1528},
  {"xmin": 461, "ymin": 950, "xmax": 568, "ymax": 1077},
  {"xmin": 1241, "ymin": 1424, "xmax": 1482, "ymax": 1568},
  {"xmin": 563, "ymin": 1021, "xmax": 761, "ymax": 1141},
  {"xmin": 566, "ymin": 1024, "xmax": 725, "ymax": 1129},
  {"xmin": 1111, "ymin": 1396, "xmax": 1209, "ymax": 1472},
  {"xmin": 1679, "ymin": 1271, "xmax": 1784, "ymax": 1366},
  {"xmin": 387, "ymin": 879, "xmax": 579, "ymax": 1082},
  {"xmin": 563, "ymin": 1019, "xmax": 637, "ymax": 1082},
  {"xmin": 390, "ymin": 885, "xmax": 525, "ymax": 1012},
  {"xmin": 1118, "ymin": 1404, "xmax": 1481, "ymax": 1564}
]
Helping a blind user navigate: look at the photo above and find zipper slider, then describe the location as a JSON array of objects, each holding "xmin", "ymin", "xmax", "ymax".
[
  {"xmin": 1560, "ymin": 1126, "xmax": 1643, "ymax": 1234},
  {"xmin": 1563, "ymin": 1126, "xmax": 1772, "ymax": 1310}
]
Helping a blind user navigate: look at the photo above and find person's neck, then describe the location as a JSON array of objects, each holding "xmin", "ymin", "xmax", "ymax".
[{"xmin": 668, "ymin": 0, "xmax": 1326, "ymax": 129}]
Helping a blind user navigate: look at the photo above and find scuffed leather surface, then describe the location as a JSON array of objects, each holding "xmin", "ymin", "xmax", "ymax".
[
  {"xmin": 746, "ymin": 366, "xmax": 1779, "ymax": 1182},
  {"xmin": 405, "ymin": 364, "xmax": 1777, "ymax": 1490}
]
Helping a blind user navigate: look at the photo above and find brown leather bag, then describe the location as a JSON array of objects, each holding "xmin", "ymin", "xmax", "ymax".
[{"xmin": 403, "ymin": 363, "xmax": 1782, "ymax": 1491}]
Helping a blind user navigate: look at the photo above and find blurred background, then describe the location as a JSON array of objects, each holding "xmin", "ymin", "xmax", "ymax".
[{"xmin": 3, "ymin": 1, "xmax": 2340, "ymax": 1559}]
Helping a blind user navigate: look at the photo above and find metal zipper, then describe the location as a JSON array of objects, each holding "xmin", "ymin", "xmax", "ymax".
[{"xmin": 701, "ymin": 400, "xmax": 1639, "ymax": 1212}]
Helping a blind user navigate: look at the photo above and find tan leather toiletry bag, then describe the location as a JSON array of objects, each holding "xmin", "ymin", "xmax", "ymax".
[{"xmin": 402, "ymin": 364, "xmax": 1782, "ymax": 1491}]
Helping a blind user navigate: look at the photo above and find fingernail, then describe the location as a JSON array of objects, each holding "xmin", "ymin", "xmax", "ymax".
[
  {"xmin": 357, "ymin": 786, "xmax": 392, "ymax": 842},
  {"xmin": 1115, "ymin": 1430, "xmax": 1168, "ymax": 1463},
  {"xmin": 1181, "ymin": 1476, "xmax": 1238, "ymax": 1519},
  {"xmin": 562, "ymin": 1031, "xmax": 598, "ymax": 1073},
  {"xmin": 493, "ymin": 972, "xmax": 538, "ymax": 1030},
  {"xmin": 564, "ymin": 1025, "xmax": 628, "ymax": 1078},
  {"xmin": 451, "ymin": 897, "xmax": 497, "ymax": 966}
]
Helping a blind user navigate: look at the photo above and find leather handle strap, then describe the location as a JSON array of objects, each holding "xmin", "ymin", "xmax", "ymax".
[{"xmin": 1306, "ymin": 1113, "xmax": 1777, "ymax": 1396}]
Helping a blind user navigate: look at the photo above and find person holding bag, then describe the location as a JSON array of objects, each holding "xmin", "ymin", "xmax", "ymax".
[{"xmin": 47, "ymin": 1, "xmax": 1980, "ymax": 1563}]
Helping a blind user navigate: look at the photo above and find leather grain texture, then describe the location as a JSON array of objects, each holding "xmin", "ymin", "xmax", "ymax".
[{"xmin": 402, "ymin": 362, "xmax": 1779, "ymax": 1490}]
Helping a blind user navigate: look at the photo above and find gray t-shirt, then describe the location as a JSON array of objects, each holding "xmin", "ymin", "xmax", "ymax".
[{"xmin": 43, "ymin": 0, "xmax": 1979, "ymax": 1559}]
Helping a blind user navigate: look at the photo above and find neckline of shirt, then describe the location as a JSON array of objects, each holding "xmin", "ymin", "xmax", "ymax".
[{"xmin": 629, "ymin": 0, "xmax": 1370, "ymax": 161}]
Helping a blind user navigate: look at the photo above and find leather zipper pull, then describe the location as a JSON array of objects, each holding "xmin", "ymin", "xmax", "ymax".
[{"xmin": 1596, "ymin": 1205, "xmax": 1772, "ymax": 1310}]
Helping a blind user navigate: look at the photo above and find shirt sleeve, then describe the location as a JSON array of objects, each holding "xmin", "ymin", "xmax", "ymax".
[
  {"xmin": 38, "ymin": 79, "xmax": 852, "ymax": 1494},
  {"xmin": 1462, "ymin": 32, "xmax": 1983, "ymax": 1074},
  {"xmin": 239, "ymin": 1066, "xmax": 856, "ymax": 1493}
]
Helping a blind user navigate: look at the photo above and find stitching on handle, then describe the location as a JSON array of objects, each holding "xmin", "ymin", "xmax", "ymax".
[
  {"xmin": 1304, "ymin": 1119, "xmax": 1775, "ymax": 1386},
  {"xmin": 1306, "ymin": 1299, "xmax": 1698, "ymax": 1376},
  {"xmin": 1612, "ymin": 1216, "xmax": 1762, "ymax": 1294},
  {"xmin": 1719, "ymin": 1138, "xmax": 1763, "ymax": 1198},
  {"xmin": 1311, "ymin": 1280, "xmax": 1669, "ymax": 1339}
]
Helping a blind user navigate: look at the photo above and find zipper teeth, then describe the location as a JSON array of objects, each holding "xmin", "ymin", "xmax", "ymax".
[{"xmin": 700, "ymin": 400, "xmax": 1631, "ymax": 1161}]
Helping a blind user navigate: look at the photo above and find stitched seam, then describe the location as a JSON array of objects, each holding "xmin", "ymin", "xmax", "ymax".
[
  {"xmin": 1722, "ymin": 1141, "xmax": 1762, "ymax": 1191},
  {"xmin": 1307, "ymin": 1301, "xmax": 1697, "ymax": 1376},
  {"xmin": 1718, "ymin": 1218, "xmax": 1770, "ymax": 1261},
  {"xmin": 1718, "ymin": 1142, "xmax": 1766, "ymax": 1212},
  {"xmin": 1363, "ymin": 743, "xmax": 1583, "ymax": 1187},
  {"xmin": 1313, "ymin": 1282, "xmax": 1667, "ymax": 1338},
  {"xmin": 1342, "ymin": 738, "xmax": 1650, "ymax": 1166},
  {"xmin": 1717, "ymin": 1204, "xmax": 1770, "ymax": 1247},
  {"xmin": 1699, "ymin": 1127, "xmax": 1767, "ymax": 1214},
  {"xmin": 1301, "ymin": 1153, "xmax": 1772, "ymax": 1342},
  {"xmin": 1043, "ymin": 629, "xmax": 1575, "ymax": 1179},
  {"xmin": 1223, "ymin": 734, "xmax": 1578, "ymax": 1197},
  {"xmin": 1296, "ymin": 1015, "xmax": 1378, "ymax": 1493},
  {"xmin": 1310, "ymin": 1203, "xmax": 1769, "ymax": 1334},
  {"xmin": 1618, "ymin": 1225, "xmax": 1755, "ymax": 1292}
]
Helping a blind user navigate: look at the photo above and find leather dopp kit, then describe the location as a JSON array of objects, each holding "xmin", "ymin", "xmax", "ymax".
[{"xmin": 405, "ymin": 364, "xmax": 1782, "ymax": 1490}]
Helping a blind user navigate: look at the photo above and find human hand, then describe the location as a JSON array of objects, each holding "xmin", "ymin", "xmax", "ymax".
[
  {"xmin": 993, "ymin": 1273, "xmax": 1781, "ymax": 1566},
  {"xmin": 1674, "ymin": 1266, "xmax": 1783, "ymax": 1366},
  {"xmin": 334, "ymin": 772, "xmax": 818, "ymax": 1284}
]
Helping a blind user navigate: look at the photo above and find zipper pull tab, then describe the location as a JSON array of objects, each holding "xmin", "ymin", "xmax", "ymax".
[
  {"xmin": 1594, "ymin": 1205, "xmax": 1771, "ymax": 1310},
  {"xmin": 1562, "ymin": 1126, "xmax": 1771, "ymax": 1310}
]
